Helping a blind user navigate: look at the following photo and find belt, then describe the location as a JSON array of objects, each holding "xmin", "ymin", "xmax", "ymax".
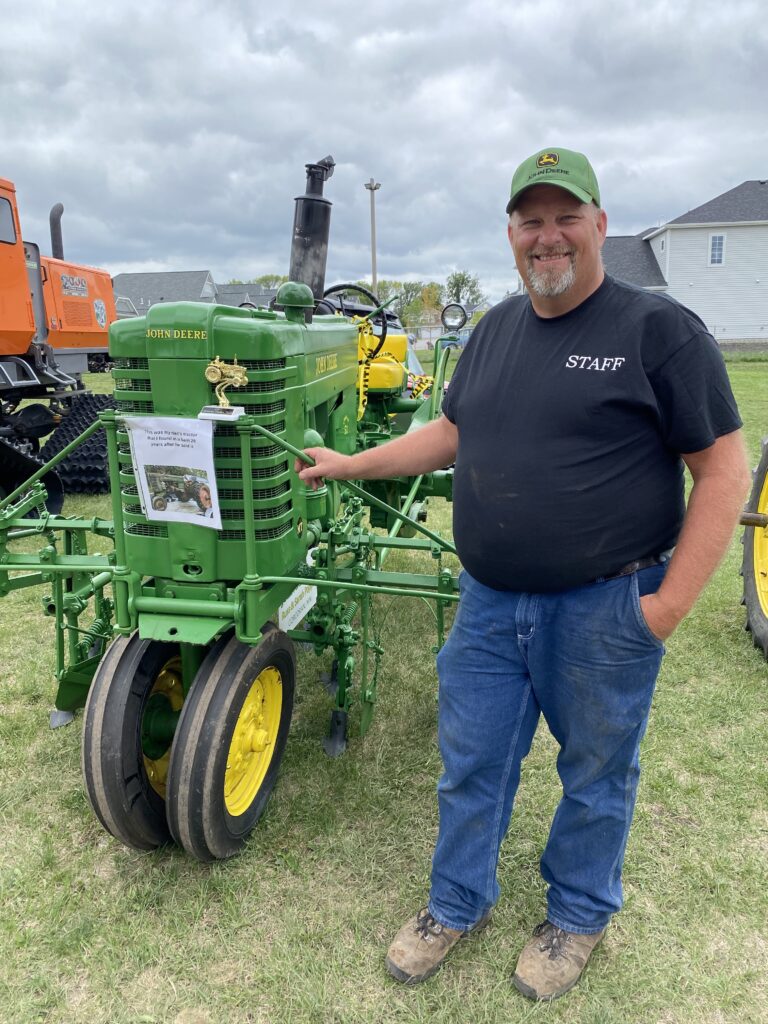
[{"xmin": 601, "ymin": 550, "xmax": 672, "ymax": 583}]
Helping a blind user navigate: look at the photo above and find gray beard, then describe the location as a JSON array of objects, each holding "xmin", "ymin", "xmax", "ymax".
[{"xmin": 526, "ymin": 255, "xmax": 576, "ymax": 297}]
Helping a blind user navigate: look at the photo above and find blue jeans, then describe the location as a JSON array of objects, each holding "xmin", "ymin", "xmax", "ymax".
[{"xmin": 428, "ymin": 564, "xmax": 667, "ymax": 935}]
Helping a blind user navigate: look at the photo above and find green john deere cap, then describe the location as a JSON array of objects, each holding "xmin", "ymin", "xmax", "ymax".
[{"xmin": 506, "ymin": 148, "xmax": 600, "ymax": 214}]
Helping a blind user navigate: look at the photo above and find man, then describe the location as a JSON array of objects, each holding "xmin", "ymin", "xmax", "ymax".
[{"xmin": 297, "ymin": 148, "xmax": 750, "ymax": 1000}]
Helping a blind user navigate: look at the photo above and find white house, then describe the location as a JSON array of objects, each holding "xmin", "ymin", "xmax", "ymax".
[{"xmin": 603, "ymin": 180, "xmax": 768, "ymax": 343}]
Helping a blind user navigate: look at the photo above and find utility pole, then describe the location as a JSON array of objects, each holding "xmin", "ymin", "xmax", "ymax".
[{"xmin": 364, "ymin": 178, "xmax": 381, "ymax": 293}]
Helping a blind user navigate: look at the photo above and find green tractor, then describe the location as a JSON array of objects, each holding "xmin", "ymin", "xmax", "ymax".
[{"xmin": 0, "ymin": 156, "xmax": 467, "ymax": 862}]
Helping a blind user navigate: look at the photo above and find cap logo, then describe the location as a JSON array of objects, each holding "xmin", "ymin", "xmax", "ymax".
[{"xmin": 537, "ymin": 152, "xmax": 559, "ymax": 168}]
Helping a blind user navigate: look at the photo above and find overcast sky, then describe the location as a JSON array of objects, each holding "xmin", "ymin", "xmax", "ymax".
[{"xmin": 2, "ymin": 0, "xmax": 766, "ymax": 302}]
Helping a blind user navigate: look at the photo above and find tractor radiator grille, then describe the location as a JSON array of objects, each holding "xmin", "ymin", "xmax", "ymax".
[
  {"xmin": 124, "ymin": 502, "xmax": 143, "ymax": 514},
  {"xmin": 241, "ymin": 399, "xmax": 285, "ymax": 415},
  {"xmin": 221, "ymin": 501, "xmax": 291, "ymax": 522},
  {"xmin": 126, "ymin": 523, "xmax": 167, "ymax": 538},
  {"xmin": 218, "ymin": 481, "xmax": 290, "ymax": 501},
  {"xmin": 215, "ymin": 442, "xmax": 284, "ymax": 458},
  {"xmin": 114, "ymin": 398, "xmax": 155, "ymax": 413},
  {"xmin": 113, "ymin": 358, "xmax": 149, "ymax": 370},
  {"xmin": 221, "ymin": 521, "xmax": 292, "ymax": 541},
  {"xmin": 238, "ymin": 379, "xmax": 284, "ymax": 393},
  {"xmin": 115, "ymin": 378, "xmax": 152, "ymax": 391},
  {"xmin": 217, "ymin": 460, "xmax": 288, "ymax": 480},
  {"xmin": 241, "ymin": 358, "xmax": 286, "ymax": 370},
  {"xmin": 236, "ymin": 376, "xmax": 284, "ymax": 391},
  {"xmin": 216, "ymin": 420, "xmax": 286, "ymax": 439}
]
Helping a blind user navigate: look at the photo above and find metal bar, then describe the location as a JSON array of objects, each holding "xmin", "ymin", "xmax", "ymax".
[
  {"xmin": 237, "ymin": 421, "xmax": 260, "ymax": 638},
  {"xmin": 104, "ymin": 415, "xmax": 127, "ymax": 566},
  {"xmin": 1, "ymin": 555, "xmax": 112, "ymax": 570},
  {"xmin": 9, "ymin": 516, "xmax": 114, "ymax": 533},
  {"xmin": 52, "ymin": 574, "xmax": 65, "ymax": 681},
  {"xmin": 256, "ymin": 573, "xmax": 459, "ymax": 603},
  {"xmin": 133, "ymin": 596, "xmax": 237, "ymax": 618},
  {"xmin": 741, "ymin": 512, "xmax": 768, "ymax": 528},
  {"xmin": 429, "ymin": 343, "xmax": 453, "ymax": 421}
]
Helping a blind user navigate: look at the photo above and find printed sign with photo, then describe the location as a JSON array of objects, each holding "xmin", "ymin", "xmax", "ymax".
[{"xmin": 124, "ymin": 416, "xmax": 222, "ymax": 530}]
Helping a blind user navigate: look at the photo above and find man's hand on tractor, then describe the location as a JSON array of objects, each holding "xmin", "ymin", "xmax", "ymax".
[{"xmin": 295, "ymin": 448, "xmax": 354, "ymax": 491}]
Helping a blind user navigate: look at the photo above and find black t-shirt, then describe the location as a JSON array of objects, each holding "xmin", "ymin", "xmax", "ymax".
[{"xmin": 442, "ymin": 276, "xmax": 742, "ymax": 592}]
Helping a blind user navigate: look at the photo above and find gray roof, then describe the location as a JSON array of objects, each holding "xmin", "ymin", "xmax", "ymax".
[
  {"xmin": 667, "ymin": 180, "xmax": 768, "ymax": 225},
  {"xmin": 602, "ymin": 236, "xmax": 666, "ymax": 288},
  {"xmin": 216, "ymin": 285, "xmax": 277, "ymax": 308},
  {"xmin": 112, "ymin": 270, "xmax": 216, "ymax": 310},
  {"xmin": 215, "ymin": 284, "xmax": 255, "ymax": 306}
]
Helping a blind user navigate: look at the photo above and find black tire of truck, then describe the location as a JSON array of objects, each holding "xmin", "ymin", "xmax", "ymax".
[
  {"xmin": 741, "ymin": 437, "xmax": 768, "ymax": 660},
  {"xmin": 39, "ymin": 392, "xmax": 116, "ymax": 494}
]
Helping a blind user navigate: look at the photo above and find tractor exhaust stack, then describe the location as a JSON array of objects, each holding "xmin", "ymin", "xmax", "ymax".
[
  {"xmin": 288, "ymin": 156, "xmax": 335, "ymax": 300},
  {"xmin": 49, "ymin": 203, "xmax": 64, "ymax": 260}
]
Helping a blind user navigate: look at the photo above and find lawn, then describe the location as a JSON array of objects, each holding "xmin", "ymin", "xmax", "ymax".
[{"xmin": 0, "ymin": 362, "xmax": 766, "ymax": 1024}]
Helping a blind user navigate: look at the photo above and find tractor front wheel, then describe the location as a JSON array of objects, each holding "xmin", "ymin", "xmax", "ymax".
[
  {"xmin": 81, "ymin": 635, "xmax": 185, "ymax": 850},
  {"xmin": 742, "ymin": 438, "xmax": 768, "ymax": 659},
  {"xmin": 166, "ymin": 627, "xmax": 295, "ymax": 862}
]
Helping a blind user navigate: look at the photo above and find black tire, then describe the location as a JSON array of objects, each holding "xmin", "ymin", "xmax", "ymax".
[
  {"xmin": 81, "ymin": 634, "xmax": 185, "ymax": 850},
  {"xmin": 40, "ymin": 392, "xmax": 116, "ymax": 494},
  {"xmin": 166, "ymin": 627, "xmax": 295, "ymax": 862},
  {"xmin": 742, "ymin": 438, "xmax": 768, "ymax": 659}
]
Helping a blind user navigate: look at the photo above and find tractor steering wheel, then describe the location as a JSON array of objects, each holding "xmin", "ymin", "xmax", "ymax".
[{"xmin": 322, "ymin": 283, "xmax": 388, "ymax": 359}]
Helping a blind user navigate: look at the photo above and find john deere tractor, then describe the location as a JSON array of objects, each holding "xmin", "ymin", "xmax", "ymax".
[{"xmin": 0, "ymin": 156, "xmax": 466, "ymax": 862}]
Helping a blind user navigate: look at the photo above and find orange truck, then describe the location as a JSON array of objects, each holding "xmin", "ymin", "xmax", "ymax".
[{"xmin": 0, "ymin": 178, "xmax": 117, "ymax": 499}]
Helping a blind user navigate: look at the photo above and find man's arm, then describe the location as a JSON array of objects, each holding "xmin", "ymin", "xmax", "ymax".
[
  {"xmin": 640, "ymin": 429, "xmax": 752, "ymax": 640},
  {"xmin": 295, "ymin": 414, "xmax": 458, "ymax": 490}
]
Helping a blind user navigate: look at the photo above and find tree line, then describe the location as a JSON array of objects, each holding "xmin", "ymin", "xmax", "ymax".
[{"xmin": 228, "ymin": 271, "xmax": 487, "ymax": 330}]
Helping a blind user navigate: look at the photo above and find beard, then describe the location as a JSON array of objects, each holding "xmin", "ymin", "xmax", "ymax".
[{"xmin": 525, "ymin": 250, "xmax": 576, "ymax": 297}]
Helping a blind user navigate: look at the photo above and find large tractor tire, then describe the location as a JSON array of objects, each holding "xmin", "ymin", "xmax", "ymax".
[
  {"xmin": 39, "ymin": 392, "xmax": 116, "ymax": 494},
  {"xmin": 742, "ymin": 438, "xmax": 768, "ymax": 660},
  {"xmin": 0, "ymin": 437, "xmax": 64, "ymax": 515},
  {"xmin": 81, "ymin": 634, "xmax": 185, "ymax": 851},
  {"xmin": 166, "ymin": 627, "xmax": 295, "ymax": 862}
]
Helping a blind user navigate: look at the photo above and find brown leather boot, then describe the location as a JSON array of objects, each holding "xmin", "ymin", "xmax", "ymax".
[
  {"xmin": 386, "ymin": 907, "xmax": 491, "ymax": 984},
  {"xmin": 512, "ymin": 921, "xmax": 606, "ymax": 1000}
]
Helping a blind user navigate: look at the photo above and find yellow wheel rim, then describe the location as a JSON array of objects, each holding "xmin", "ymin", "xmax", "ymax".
[
  {"xmin": 754, "ymin": 469, "xmax": 768, "ymax": 618},
  {"xmin": 225, "ymin": 666, "xmax": 282, "ymax": 817},
  {"xmin": 143, "ymin": 657, "xmax": 184, "ymax": 799}
]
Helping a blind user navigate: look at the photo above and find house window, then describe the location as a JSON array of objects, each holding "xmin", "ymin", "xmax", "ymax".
[{"xmin": 709, "ymin": 234, "xmax": 725, "ymax": 266}]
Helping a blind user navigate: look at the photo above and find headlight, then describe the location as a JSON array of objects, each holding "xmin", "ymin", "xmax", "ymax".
[{"xmin": 440, "ymin": 303, "xmax": 468, "ymax": 332}]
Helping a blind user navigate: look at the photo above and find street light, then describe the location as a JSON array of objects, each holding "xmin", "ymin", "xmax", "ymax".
[{"xmin": 364, "ymin": 177, "xmax": 381, "ymax": 294}]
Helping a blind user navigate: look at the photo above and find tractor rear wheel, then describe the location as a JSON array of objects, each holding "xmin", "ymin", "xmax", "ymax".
[
  {"xmin": 81, "ymin": 634, "xmax": 184, "ymax": 850},
  {"xmin": 742, "ymin": 438, "xmax": 768, "ymax": 660},
  {"xmin": 166, "ymin": 627, "xmax": 295, "ymax": 862}
]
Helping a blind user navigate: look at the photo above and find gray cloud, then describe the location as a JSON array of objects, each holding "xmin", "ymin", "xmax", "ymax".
[{"xmin": 2, "ymin": 0, "xmax": 766, "ymax": 301}]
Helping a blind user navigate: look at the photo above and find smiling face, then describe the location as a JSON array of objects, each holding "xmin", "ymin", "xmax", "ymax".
[{"xmin": 508, "ymin": 184, "xmax": 608, "ymax": 317}]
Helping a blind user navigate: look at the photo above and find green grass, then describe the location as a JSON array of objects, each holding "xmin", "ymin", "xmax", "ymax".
[{"xmin": 1, "ymin": 368, "xmax": 767, "ymax": 1023}]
